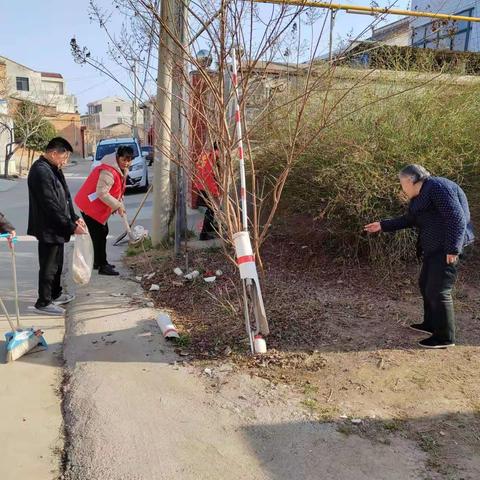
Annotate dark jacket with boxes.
[0,211,14,234]
[27,156,79,244]
[381,176,474,257]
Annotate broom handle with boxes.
[121,214,134,239]
[10,243,21,328]
[128,184,152,228]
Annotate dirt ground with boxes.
[126,223,480,480]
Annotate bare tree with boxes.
[71,0,447,349]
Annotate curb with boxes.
[0,178,17,193]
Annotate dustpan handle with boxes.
[0,234,20,327]
[0,296,17,332]
[10,243,21,328]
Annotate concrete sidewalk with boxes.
[0,312,65,480]
[61,245,272,480]
[61,248,429,480]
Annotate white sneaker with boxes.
[34,304,65,316]
[53,293,76,306]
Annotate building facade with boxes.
[139,97,155,145]
[0,60,15,175]
[81,96,143,131]
[0,56,77,113]
[411,0,479,52]
[0,56,83,171]
[371,17,412,46]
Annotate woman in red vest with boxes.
[75,146,133,275]
[194,143,220,241]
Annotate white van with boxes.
[91,137,149,192]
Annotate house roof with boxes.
[87,96,129,106]
[247,60,304,75]
[0,55,34,71]
[371,17,411,41]
[102,122,131,129]
[41,72,63,79]
[0,55,65,79]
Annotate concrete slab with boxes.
[0,313,65,480]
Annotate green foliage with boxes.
[25,121,57,152]
[125,236,153,256]
[13,100,56,151]
[254,81,480,264]
[175,333,192,348]
[340,42,480,76]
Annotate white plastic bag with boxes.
[132,225,148,239]
[72,232,94,285]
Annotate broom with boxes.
[0,234,47,362]
[113,184,152,246]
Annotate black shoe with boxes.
[98,264,120,276]
[409,323,433,334]
[419,336,455,349]
[94,263,116,270]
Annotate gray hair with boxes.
[399,164,431,184]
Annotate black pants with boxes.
[419,253,459,343]
[197,191,216,235]
[36,242,64,308]
[82,213,109,267]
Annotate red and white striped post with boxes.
[231,49,249,233]
[231,49,269,355]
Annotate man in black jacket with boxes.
[28,137,87,316]
[365,165,474,349]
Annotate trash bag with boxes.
[132,225,148,239]
[72,232,94,285]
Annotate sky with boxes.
[0,0,410,114]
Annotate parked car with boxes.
[141,145,154,166]
[91,137,149,192]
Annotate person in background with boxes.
[0,211,16,248]
[365,164,474,349]
[75,146,132,276]
[28,137,87,316]
[194,142,220,241]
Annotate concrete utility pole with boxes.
[173,0,188,256]
[152,0,176,245]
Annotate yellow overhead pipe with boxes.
[251,0,480,23]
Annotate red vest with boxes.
[74,164,125,224]
[193,151,220,197]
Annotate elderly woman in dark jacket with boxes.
[365,164,474,349]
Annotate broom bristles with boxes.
[6,335,43,362]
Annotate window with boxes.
[94,104,102,113]
[116,106,121,112]
[16,77,29,91]
[412,8,473,52]
[118,117,123,124]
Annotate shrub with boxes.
[254,80,480,264]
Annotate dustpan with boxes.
[0,234,48,362]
